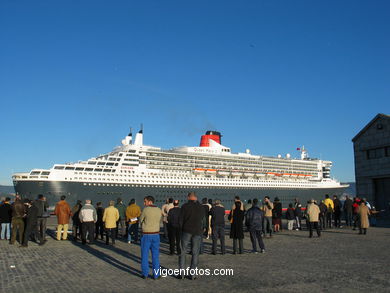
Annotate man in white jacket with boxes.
[79,199,97,245]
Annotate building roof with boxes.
[352,113,390,142]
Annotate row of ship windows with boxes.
[74,178,314,187]
[72,172,314,182]
[81,182,316,188]
[145,160,318,171]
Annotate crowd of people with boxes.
[0,192,378,279]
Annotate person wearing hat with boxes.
[306,199,321,238]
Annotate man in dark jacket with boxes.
[294,198,302,230]
[210,199,226,255]
[245,199,265,253]
[22,199,44,247]
[11,195,26,245]
[343,196,353,227]
[167,200,181,255]
[319,201,327,230]
[200,198,210,254]
[0,197,13,240]
[95,202,104,240]
[35,194,49,243]
[333,195,342,228]
[179,192,205,280]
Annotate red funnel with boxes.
[200,131,221,147]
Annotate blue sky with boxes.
[0,0,389,185]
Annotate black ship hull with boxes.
[13,180,348,208]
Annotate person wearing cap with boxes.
[358,200,370,235]
[306,199,321,238]
[10,195,25,245]
[79,199,97,245]
[54,195,72,241]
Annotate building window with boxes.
[385,146,390,157]
[366,148,383,159]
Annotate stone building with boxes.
[352,113,390,211]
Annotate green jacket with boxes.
[115,203,126,220]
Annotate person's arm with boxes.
[93,208,97,223]
[79,208,83,223]
[103,208,107,223]
[139,209,145,225]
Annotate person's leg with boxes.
[141,235,151,277]
[127,224,132,243]
[309,222,313,237]
[6,223,11,240]
[0,223,5,239]
[111,227,116,244]
[106,228,110,244]
[22,224,32,246]
[81,223,87,244]
[18,220,24,244]
[268,217,272,236]
[179,232,191,271]
[233,238,237,254]
[315,222,321,237]
[168,225,175,254]
[175,227,181,254]
[63,224,69,240]
[219,227,225,254]
[190,234,201,270]
[11,219,17,244]
[256,230,265,251]
[363,228,367,235]
[211,227,217,254]
[238,238,243,254]
[249,230,257,252]
[151,234,160,278]
[57,224,63,241]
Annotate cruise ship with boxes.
[12,129,348,207]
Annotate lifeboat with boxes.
[193,168,205,174]
[231,171,242,177]
[218,170,230,176]
[206,169,217,175]
[244,172,255,177]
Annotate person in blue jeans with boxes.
[139,196,162,279]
